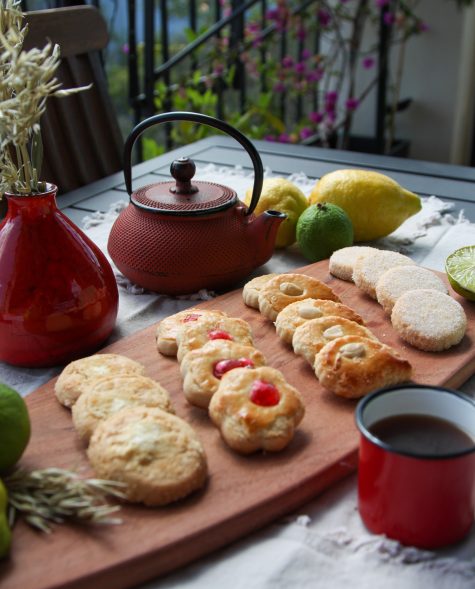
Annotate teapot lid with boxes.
[132,157,237,215]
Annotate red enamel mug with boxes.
[356,385,475,549]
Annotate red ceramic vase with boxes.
[0,184,118,367]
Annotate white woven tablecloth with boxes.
[1,166,474,588]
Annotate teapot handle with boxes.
[123,111,264,216]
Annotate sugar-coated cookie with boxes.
[242,274,278,309]
[376,265,448,315]
[293,316,377,366]
[275,298,364,344]
[314,335,412,399]
[72,374,174,442]
[156,308,227,356]
[391,289,466,351]
[209,366,305,454]
[329,246,374,282]
[177,316,253,363]
[87,407,207,506]
[55,354,146,408]
[258,273,340,321]
[180,340,266,409]
[353,250,416,299]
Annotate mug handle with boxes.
[123,111,264,216]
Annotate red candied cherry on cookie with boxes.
[183,313,201,323]
[250,380,280,406]
[208,329,234,341]
[213,358,254,379]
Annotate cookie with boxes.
[180,340,267,409]
[376,265,448,315]
[292,316,377,366]
[156,308,227,356]
[353,250,416,299]
[55,354,146,408]
[258,273,340,321]
[275,298,364,344]
[314,335,412,399]
[391,289,467,351]
[209,366,305,454]
[177,316,253,363]
[72,374,174,442]
[329,246,374,282]
[87,406,207,506]
[242,273,278,309]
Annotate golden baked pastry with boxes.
[87,407,207,506]
[293,316,377,366]
[391,289,466,351]
[54,353,146,408]
[353,250,416,299]
[209,366,305,454]
[242,273,278,309]
[314,335,412,399]
[156,308,227,356]
[275,298,364,344]
[177,316,253,363]
[72,374,174,442]
[180,340,267,409]
[258,273,340,321]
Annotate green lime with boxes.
[0,384,31,473]
[445,246,475,301]
[0,480,11,558]
[296,202,354,262]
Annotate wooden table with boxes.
[58,136,475,224]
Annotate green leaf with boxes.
[30,130,43,183]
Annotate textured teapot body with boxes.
[108,202,283,294]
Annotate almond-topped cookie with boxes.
[292,316,377,366]
[180,340,267,409]
[314,335,412,399]
[156,308,227,356]
[242,273,278,309]
[275,298,364,344]
[176,316,254,363]
[209,366,305,454]
[258,273,340,321]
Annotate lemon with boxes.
[309,169,421,241]
[296,203,353,262]
[445,245,475,301]
[245,178,308,248]
[0,384,31,474]
[0,480,11,558]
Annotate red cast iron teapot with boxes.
[107,111,286,294]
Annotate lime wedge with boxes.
[445,246,475,301]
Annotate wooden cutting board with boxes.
[2,260,475,589]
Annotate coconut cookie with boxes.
[242,273,278,309]
[177,316,253,363]
[55,354,146,408]
[376,265,448,315]
[209,366,305,454]
[180,340,266,409]
[329,246,374,282]
[292,316,377,366]
[156,308,227,356]
[353,250,416,299]
[87,407,207,506]
[72,374,174,442]
[391,289,467,351]
[258,273,340,322]
[315,335,412,399]
[275,298,364,344]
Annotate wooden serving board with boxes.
[2,260,475,589]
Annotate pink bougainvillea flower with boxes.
[418,21,430,32]
[278,133,291,143]
[345,97,359,111]
[309,111,324,124]
[318,9,331,27]
[375,0,390,7]
[301,48,312,60]
[297,26,307,41]
[383,11,395,25]
[326,90,338,103]
[306,68,324,82]
[362,56,375,69]
[273,81,286,93]
[264,134,276,142]
[281,55,294,68]
[295,61,306,74]
[300,127,313,140]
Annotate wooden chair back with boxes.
[23,6,124,194]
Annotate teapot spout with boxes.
[250,209,287,265]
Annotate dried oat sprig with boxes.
[4,467,127,533]
[0,0,91,196]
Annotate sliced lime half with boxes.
[445,245,475,301]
